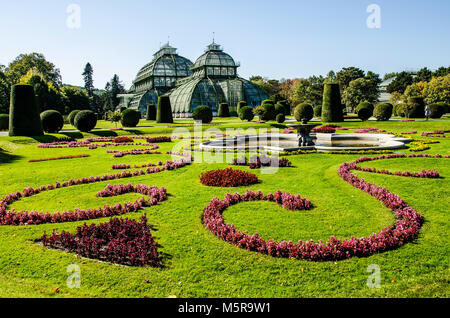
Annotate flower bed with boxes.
[0,158,190,226]
[28,154,90,163]
[202,154,448,261]
[200,168,259,187]
[313,125,336,133]
[113,136,134,143]
[233,155,292,169]
[41,215,159,267]
[146,136,172,143]
[421,131,449,138]
[107,147,161,158]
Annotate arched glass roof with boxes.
[192,43,236,70]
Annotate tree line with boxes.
[0,53,126,117]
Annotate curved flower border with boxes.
[202,154,448,261]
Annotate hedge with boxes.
[314,105,322,117]
[192,105,213,123]
[407,97,425,118]
[9,84,43,136]
[40,110,64,133]
[321,83,343,122]
[121,109,141,127]
[156,95,173,123]
[68,110,81,126]
[429,103,446,118]
[237,101,248,115]
[276,113,285,123]
[74,110,97,132]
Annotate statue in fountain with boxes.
[288,119,321,147]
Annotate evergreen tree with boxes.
[110,74,124,109]
[82,63,94,97]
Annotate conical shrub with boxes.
[321,83,343,122]
[156,96,173,123]
[9,84,43,136]
[146,104,156,120]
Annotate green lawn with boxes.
[0,117,449,298]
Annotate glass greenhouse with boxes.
[119,42,268,117]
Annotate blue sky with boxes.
[1,0,449,88]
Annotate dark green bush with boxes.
[276,113,285,123]
[239,106,254,121]
[218,103,230,117]
[358,107,372,121]
[40,110,64,133]
[68,110,81,126]
[275,103,287,116]
[294,103,314,122]
[74,110,97,132]
[321,83,343,122]
[373,103,393,121]
[314,105,322,117]
[156,95,173,123]
[229,111,238,117]
[146,104,156,120]
[0,114,9,130]
[261,99,274,106]
[396,103,408,117]
[121,109,141,127]
[355,101,374,114]
[9,84,43,136]
[407,97,425,118]
[120,107,127,113]
[261,103,277,121]
[428,103,446,118]
[192,105,213,123]
[278,100,291,115]
[237,101,248,115]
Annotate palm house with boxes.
[118,43,194,114]
[119,42,268,117]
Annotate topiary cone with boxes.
[156,96,173,123]
[9,84,43,136]
[146,104,156,120]
[321,83,343,122]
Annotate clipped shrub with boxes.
[314,105,322,117]
[261,99,274,106]
[396,103,408,117]
[146,104,156,120]
[276,113,285,123]
[294,103,314,122]
[239,106,254,121]
[275,103,287,116]
[355,101,374,115]
[74,110,97,132]
[218,103,230,117]
[373,103,393,121]
[321,83,343,122]
[156,95,173,123]
[121,109,141,127]
[262,103,277,121]
[428,103,446,118]
[358,107,372,121]
[40,110,64,133]
[237,101,248,115]
[229,111,238,117]
[0,114,9,130]
[192,105,213,123]
[278,100,291,115]
[9,84,43,136]
[68,110,81,126]
[407,97,425,118]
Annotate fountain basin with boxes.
[199,133,412,152]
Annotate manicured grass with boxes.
[0,118,449,298]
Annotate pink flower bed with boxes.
[421,131,449,138]
[233,155,292,169]
[146,136,172,143]
[203,154,448,261]
[0,158,190,226]
[200,168,260,187]
[313,125,336,133]
[28,154,90,163]
[107,147,161,158]
[42,215,160,267]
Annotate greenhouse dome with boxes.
[118,43,193,114]
[168,42,268,117]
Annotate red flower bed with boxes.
[313,125,336,133]
[233,155,292,169]
[28,154,90,163]
[200,168,259,187]
[113,136,134,143]
[203,154,448,261]
[42,215,159,267]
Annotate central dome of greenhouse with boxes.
[168,42,268,117]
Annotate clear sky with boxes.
[1,0,449,89]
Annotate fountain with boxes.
[288,119,321,147]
